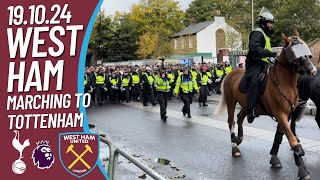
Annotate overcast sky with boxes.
[101,0,193,15]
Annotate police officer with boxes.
[174,67,199,118]
[167,69,175,100]
[95,68,105,105]
[146,67,158,106]
[205,65,212,96]
[213,64,225,94]
[245,7,277,123]
[120,70,132,103]
[224,62,233,74]
[197,65,210,106]
[108,72,120,104]
[155,68,171,121]
[190,66,199,99]
[89,67,96,103]
[84,68,93,94]
[208,66,215,93]
[131,68,141,102]
[140,67,153,106]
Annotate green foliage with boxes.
[184,0,320,47]
[89,11,138,62]
[89,0,184,62]
[129,0,185,59]
[272,0,320,45]
[88,0,320,62]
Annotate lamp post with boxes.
[98,9,103,63]
[100,45,103,63]
[246,0,254,31]
[251,0,254,31]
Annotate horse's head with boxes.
[282,30,317,76]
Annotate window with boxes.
[174,39,178,49]
[181,37,185,49]
[189,36,193,48]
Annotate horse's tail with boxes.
[214,79,227,115]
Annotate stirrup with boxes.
[252,108,259,117]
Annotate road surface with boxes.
[87,95,320,180]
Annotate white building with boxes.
[172,16,242,60]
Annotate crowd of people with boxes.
[84,61,239,121]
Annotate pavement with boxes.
[87,94,320,180]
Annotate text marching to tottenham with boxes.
[7,93,90,130]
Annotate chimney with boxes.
[214,16,225,25]
[189,17,196,26]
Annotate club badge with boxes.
[59,132,99,178]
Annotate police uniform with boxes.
[95,71,105,105]
[213,66,225,94]
[190,68,199,98]
[141,69,158,106]
[120,73,131,103]
[224,65,233,74]
[131,71,140,102]
[246,7,277,123]
[89,70,96,103]
[205,69,212,96]
[108,74,120,103]
[209,67,215,92]
[84,73,91,93]
[174,69,199,118]
[167,71,175,100]
[146,70,158,106]
[155,72,171,121]
[197,67,210,106]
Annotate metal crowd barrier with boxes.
[100,136,166,180]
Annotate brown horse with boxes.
[214,31,317,180]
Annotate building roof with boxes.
[172,21,214,37]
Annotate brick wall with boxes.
[172,34,197,55]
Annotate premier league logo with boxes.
[32,140,54,169]
[59,132,99,178]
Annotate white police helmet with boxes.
[257,7,275,23]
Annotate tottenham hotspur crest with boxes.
[32,140,54,169]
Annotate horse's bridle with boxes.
[283,37,314,74]
[271,37,312,115]
[272,62,298,115]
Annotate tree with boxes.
[136,32,159,59]
[89,10,139,62]
[129,0,185,59]
[184,0,320,48]
[88,9,113,62]
[271,0,320,45]
[184,0,223,26]
[105,12,139,62]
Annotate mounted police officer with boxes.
[246,7,278,123]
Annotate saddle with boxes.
[239,65,272,116]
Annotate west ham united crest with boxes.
[59,132,99,178]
